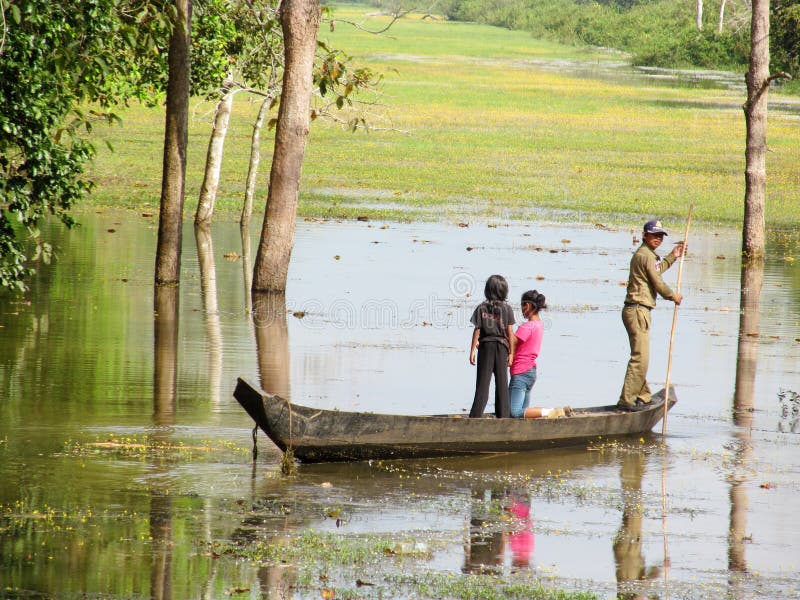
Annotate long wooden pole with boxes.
[662,205,693,435]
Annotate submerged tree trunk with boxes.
[742,0,770,258]
[195,83,234,227]
[696,0,704,30]
[241,95,272,229]
[155,0,193,285]
[252,0,321,293]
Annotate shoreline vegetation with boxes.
[85,3,800,231]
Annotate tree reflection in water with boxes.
[152,285,178,599]
[153,285,179,426]
[196,225,223,406]
[252,291,291,402]
[728,258,763,594]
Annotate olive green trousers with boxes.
[619,305,652,406]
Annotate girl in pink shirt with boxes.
[509,290,546,418]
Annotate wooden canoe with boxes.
[233,377,677,463]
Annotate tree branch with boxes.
[327,7,415,36]
[768,71,792,82]
[1,2,7,56]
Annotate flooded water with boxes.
[1,211,799,599]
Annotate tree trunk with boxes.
[718,0,728,34]
[742,0,769,258]
[240,95,272,229]
[696,0,704,30]
[155,0,193,285]
[195,84,234,227]
[252,0,321,293]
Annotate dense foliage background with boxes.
[369,0,799,78]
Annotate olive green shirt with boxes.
[624,244,677,308]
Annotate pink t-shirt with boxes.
[510,319,544,376]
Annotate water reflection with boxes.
[196,225,223,405]
[728,259,762,591]
[252,292,291,401]
[241,223,253,315]
[152,284,178,598]
[613,451,662,599]
[733,259,762,425]
[153,285,179,425]
[778,389,800,433]
[462,486,534,573]
[505,488,535,570]
[463,488,505,574]
[150,489,173,600]
[257,560,296,598]
[3,215,800,597]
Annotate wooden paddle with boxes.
[662,205,693,435]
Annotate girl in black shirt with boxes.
[468,274,516,418]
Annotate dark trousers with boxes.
[469,341,510,418]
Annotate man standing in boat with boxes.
[618,219,685,411]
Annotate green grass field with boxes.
[86,4,800,228]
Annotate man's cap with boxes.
[643,219,668,236]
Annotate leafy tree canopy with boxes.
[772,0,800,77]
[0,0,255,291]
[0,0,162,290]
[0,0,380,291]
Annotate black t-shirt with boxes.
[470,300,515,348]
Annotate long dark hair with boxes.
[484,274,508,302]
[521,289,547,314]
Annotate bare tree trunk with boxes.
[155,0,193,285]
[696,0,704,30]
[241,96,272,229]
[742,0,769,258]
[195,83,234,227]
[718,0,728,34]
[252,0,321,293]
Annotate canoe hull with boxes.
[233,377,676,463]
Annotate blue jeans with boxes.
[509,367,537,418]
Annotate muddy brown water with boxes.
[1,212,798,598]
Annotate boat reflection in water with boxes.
[462,487,535,574]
